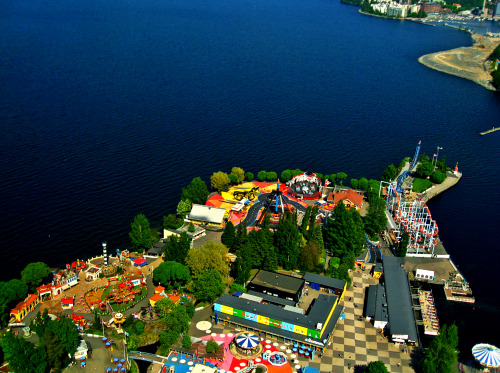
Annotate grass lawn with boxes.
[412,178,433,193]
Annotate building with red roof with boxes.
[328,188,364,210]
[61,296,74,310]
[10,294,40,322]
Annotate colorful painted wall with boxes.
[214,300,340,340]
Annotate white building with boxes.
[387,4,407,17]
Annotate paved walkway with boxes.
[198,266,416,373]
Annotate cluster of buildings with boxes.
[212,270,347,353]
[9,268,79,323]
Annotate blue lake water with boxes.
[1,0,499,357]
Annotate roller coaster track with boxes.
[385,141,439,255]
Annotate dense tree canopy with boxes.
[0,331,48,373]
[231,167,245,184]
[298,242,320,272]
[176,199,192,217]
[0,279,28,326]
[421,324,459,373]
[185,241,229,278]
[323,201,365,259]
[211,171,230,193]
[416,161,434,179]
[21,262,50,292]
[274,213,301,269]
[266,171,277,181]
[430,170,446,184]
[193,269,226,303]
[163,213,179,230]
[382,164,398,182]
[364,195,388,238]
[163,232,191,264]
[336,172,348,185]
[280,169,292,182]
[181,177,209,205]
[129,214,155,253]
[221,221,236,250]
[153,261,191,289]
[245,172,254,181]
[257,170,267,182]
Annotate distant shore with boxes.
[418,32,500,91]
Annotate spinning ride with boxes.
[233,332,263,357]
[288,172,322,200]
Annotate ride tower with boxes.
[257,180,293,226]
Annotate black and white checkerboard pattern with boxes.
[207,266,415,372]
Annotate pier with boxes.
[479,127,500,135]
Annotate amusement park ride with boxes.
[232,186,260,201]
[381,141,439,257]
[257,180,293,225]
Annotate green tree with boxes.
[177,199,192,217]
[245,172,254,181]
[328,173,337,184]
[129,214,155,253]
[416,161,434,178]
[382,164,398,182]
[206,338,219,353]
[181,177,209,205]
[153,261,191,289]
[159,329,180,353]
[431,170,446,184]
[188,222,195,232]
[0,279,28,326]
[228,174,238,184]
[350,178,359,189]
[309,225,325,253]
[182,334,192,349]
[221,221,236,251]
[323,201,364,259]
[164,232,191,264]
[231,167,245,184]
[266,171,277,181]
[21,262,50,292]
[193,269,226,303]
[41,328,65,371]
[257,170,267,182]
[364,195,388,239]
[298,242,320,272]
[0,332,48,373]
[301,207,312,235]
[185,241,229,278]
[358,177,369,191]
[134,321,145,334]
[211,171,231,193]
[422,324,458,373]
[232,248,252,285]
[233,222,248,251]
[274,214,301,269]
[163,214,179,230]
[280,170,292,182]
[155,297,175,319]
[336,172,348,185]
[366,360,389,373]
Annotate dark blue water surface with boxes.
[1,0,499,356]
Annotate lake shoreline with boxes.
[418,33,500,91]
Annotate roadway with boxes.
[237,192,307,227]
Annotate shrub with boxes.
[206,338,219,353]
[257,171,267,182]
[430,170,446,184]
[245,172,254,181]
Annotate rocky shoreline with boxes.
[418,33,500,91]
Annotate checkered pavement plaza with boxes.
[207,265,415,372]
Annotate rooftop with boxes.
[383,256,418,342]
[303,272,346,290]
[188,204,226,224]
[249,270,304,295]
